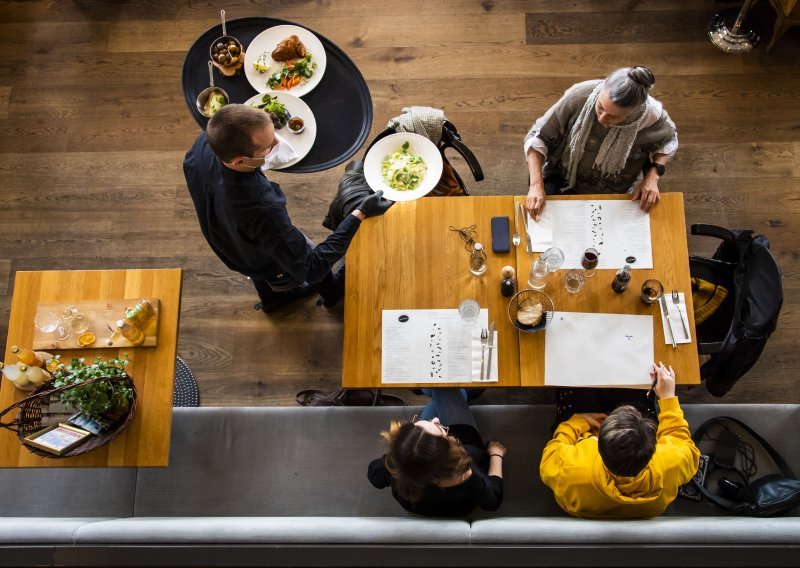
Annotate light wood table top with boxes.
[514,194,699,386]
[0,269,182,467]
[342,194,699,389]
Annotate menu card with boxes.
[544,311,654,387]
[527,200,653,269]
[381,309,495,383]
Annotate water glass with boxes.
[640,279,664,305]
[68,310,91,334]
[34,310,59,333]
[543,247,565,272]
[564,270,585,294]
[528,255,549,289]
[581,247,599,277]
[458,299,480,324]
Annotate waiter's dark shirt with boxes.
[367,424,504,517]
[183,132,361,284]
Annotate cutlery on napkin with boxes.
[660,292,691,345]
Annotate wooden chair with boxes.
[765,0,800,52]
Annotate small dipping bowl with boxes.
[196,61,230,118]
[287,116,305,134]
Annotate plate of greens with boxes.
[244,91,317,170]
[245,25,327,97]
[364,133,443,201]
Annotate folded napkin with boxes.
[527,206,554,252]
[261,133,298,171]
[471,328,498,382]
[660,292,692,345]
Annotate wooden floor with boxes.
[0,1,797,406]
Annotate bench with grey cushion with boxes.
[0,404,798,567]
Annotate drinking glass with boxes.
[458,299,480,324]
[543,247,565,272]
[68,309,91,334]
[564,270,585,294]
[640,279,664,305]
[528,255,549,289]
[35,309,70,340]
[581,247,599,277]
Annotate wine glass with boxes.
[581,247,599,277]
[35,309,70,340]
[543,247,565,272]
[564,270,586,294]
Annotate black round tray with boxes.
[182,17,373,173]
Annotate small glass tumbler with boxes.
[543,247,565,272]
[458,299,481,324]
[564,270,586,294]
[640,279,664,305]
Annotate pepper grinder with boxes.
[500,265,516,297]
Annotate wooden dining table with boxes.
[0,268,182,467]
[342,193,700,389]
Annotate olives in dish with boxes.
[211,37,242,66]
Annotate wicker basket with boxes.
[508,289,555,333]
[0,374,137,459]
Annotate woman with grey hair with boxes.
[523,66,678,219]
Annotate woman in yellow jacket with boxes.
[540,363,700,519]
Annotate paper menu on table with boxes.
[525,200,652,269]
[544,312,654,387]
[381,309,489,384]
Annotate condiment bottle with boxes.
[124,299,154,326]
[611,264,632,293]
[500,265,516,297]
[11,346,54,368]
[469,243,487,276]
[116,319,145,346]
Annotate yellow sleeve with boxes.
[540,414,591,488]
[654,396,701,484]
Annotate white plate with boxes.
[364,133,444,202]
[244,91,317,170]
[244,25,327,97]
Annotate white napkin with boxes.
[527,206,554,252]
[660,292,692,344]
[261,133,298,170]
[471,329,498,382]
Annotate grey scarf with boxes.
[565,82,646,188]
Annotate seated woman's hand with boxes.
[526,180,546,222]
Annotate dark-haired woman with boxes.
[523,66,678,220]
[367,388,506,517]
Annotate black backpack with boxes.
[690,225,782,396]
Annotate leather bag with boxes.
[692,416,800,517]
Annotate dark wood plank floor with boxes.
[0,0,797,406]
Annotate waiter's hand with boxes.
[526,180,546,222]
[632,171,661,212]
[353,190,395,219]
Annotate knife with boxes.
[660,295,677,349]
[519,203,532,253]
[485,321,495,380]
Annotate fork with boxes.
[480,328,489,380]
[672,289,690,338]
[512,203,521,247]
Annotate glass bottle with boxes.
[125,299,155,326]
[11,346,54,368]
[116,319,145,346]
[469,243,487,276]
[528,254,549,289]
[611,264,632,293]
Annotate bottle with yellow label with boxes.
[124,299,155,327]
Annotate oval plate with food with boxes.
[244,91,317,170]
[245,25,327,97]
[364,133,443,202]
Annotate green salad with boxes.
[381,141,427,191]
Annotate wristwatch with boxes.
[650,163,666,176]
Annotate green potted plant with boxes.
[51,355,134,420]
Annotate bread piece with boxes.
[517,302,543,326]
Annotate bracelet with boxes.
[489,454,503,459]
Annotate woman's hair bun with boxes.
[627,66,655,89]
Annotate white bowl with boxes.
[363,132,444,202]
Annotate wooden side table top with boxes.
[342,194,699,389]
[0,268,182,467]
